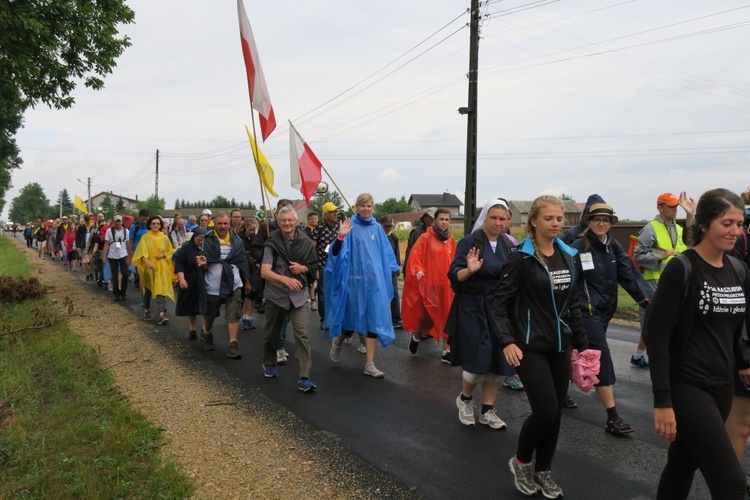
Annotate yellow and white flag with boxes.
[245,125,278,197]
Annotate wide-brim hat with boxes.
[420,208,437,221]
[582,203,618,224]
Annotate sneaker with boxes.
[298,378,317,392]
[227,340,242,359]
[344,336,353,345]
[311,300,318,311]
[240,317,251,330]
[188,330,197,340]
[503,375,524,391]
[456,395,475,426]
[158,315,169,325]
[202,330,214,351]
[408,333,420,355]
[534,470,563,499]
[263,365,278,378]
[364,361,384,378]
[143,310,152,321]
[478,409,507,430]
[246,317,256,330]
[564,394,578,409]
[441,350,452,364]
[357,343,367,354]
[277,349,288,365]
[508,457,537,497]
[630,355,650,370]
[330,337,342,363]
[605,418,634,437]
[393,320,404,329]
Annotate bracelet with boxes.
[337,235,345,241]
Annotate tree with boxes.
[375,196,411,216]
[210,195,231,208]
[52,188,73,217]
[0,0,135,215]
[8,183,51,223]
[100,194,114,220]
[136,195,166,216]
[560,193,575,202]
[115,197,126,213]
[310,190,345,218]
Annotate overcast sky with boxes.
[5,0,750,222]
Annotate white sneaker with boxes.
[357,343,367,354]
[344,336,353,344]
[364,362,384,378]
[276,349,287,365]
[478,408,507,430]
[330,338,342,363]
[456,395,475,426]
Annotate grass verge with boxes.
[0,238,193,498]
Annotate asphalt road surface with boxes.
[32,237,745,500]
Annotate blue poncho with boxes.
[324,214,400,346]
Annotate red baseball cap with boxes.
[657,193,679,206]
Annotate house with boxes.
[508,200,582,227]
[86,191,139,212]
[408,193,463,217]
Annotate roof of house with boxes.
[408,193,463,207]
[87,191,139,204]
[510,200,581,214]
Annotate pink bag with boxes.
[570,349,601,393]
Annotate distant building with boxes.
[508,200,582,227]
[86,191,139,212]
[408,193,464,217]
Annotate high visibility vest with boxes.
[643,220,688,281]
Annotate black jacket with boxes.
[572,230,652,322]
[492,237,587,353]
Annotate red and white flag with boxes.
[237,0,276,141]
[289,121,323,207]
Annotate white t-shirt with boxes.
[105,227,129,259]
[205,242,242,295]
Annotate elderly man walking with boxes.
[196,213,252,359]
[260,206,319,391]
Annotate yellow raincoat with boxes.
[133,231,175,301]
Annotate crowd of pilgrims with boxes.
[16,187,750,500]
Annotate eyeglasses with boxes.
[591,217,611,225]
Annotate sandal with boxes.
[564,394,578,409]
[605,418,634,436]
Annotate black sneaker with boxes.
[201,330,214,351]
[408,333,420,355]
[158,315,169,325]
[188,330,197,340]
[227,340,241,359]
[441,351,451,364]
[143,310,152,321]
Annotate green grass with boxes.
[0,237,35,277]
[0,239,193,498]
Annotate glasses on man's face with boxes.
[591,217,611,225]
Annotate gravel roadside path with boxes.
[10,236,418,499]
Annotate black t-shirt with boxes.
[546,249,573,308]
[680,253,747,387]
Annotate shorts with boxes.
[67,251,77,263]
[582,316,615,386]
[205,289,243,323]
[462,370,503,384]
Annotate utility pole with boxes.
[87,177,92,213]
[155,149,160,199]
[460,0,480,235]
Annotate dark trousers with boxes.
[390,272,401,323]
[316,272,326,323]
[656,381,745,500]
[108,258,129,297]
[514,347,571,471]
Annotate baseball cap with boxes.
[657,193,679,206]
[202,209,212,216]
[113,215,123,222]
[420,208,437,221]
[322,202,339,213]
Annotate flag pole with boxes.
[248,107,272,236]
[320,165,353,213]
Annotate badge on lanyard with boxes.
[581,252,594,271]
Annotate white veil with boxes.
[472,198,509,233]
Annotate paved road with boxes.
[27,235,744,499]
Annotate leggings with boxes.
[656,380,745,500]
[514,347,571,471]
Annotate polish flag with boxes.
[289,121,323,207]
[237,0,276,141]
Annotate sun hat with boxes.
[583,203,619,224]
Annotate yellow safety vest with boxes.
[643,220,688,281]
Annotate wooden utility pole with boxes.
[155,149,160,198]
[461,0,480,235]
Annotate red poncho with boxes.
[401,227,456,341]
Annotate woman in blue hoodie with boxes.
[492,195,587,499]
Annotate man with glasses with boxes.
[632,192,695,368]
